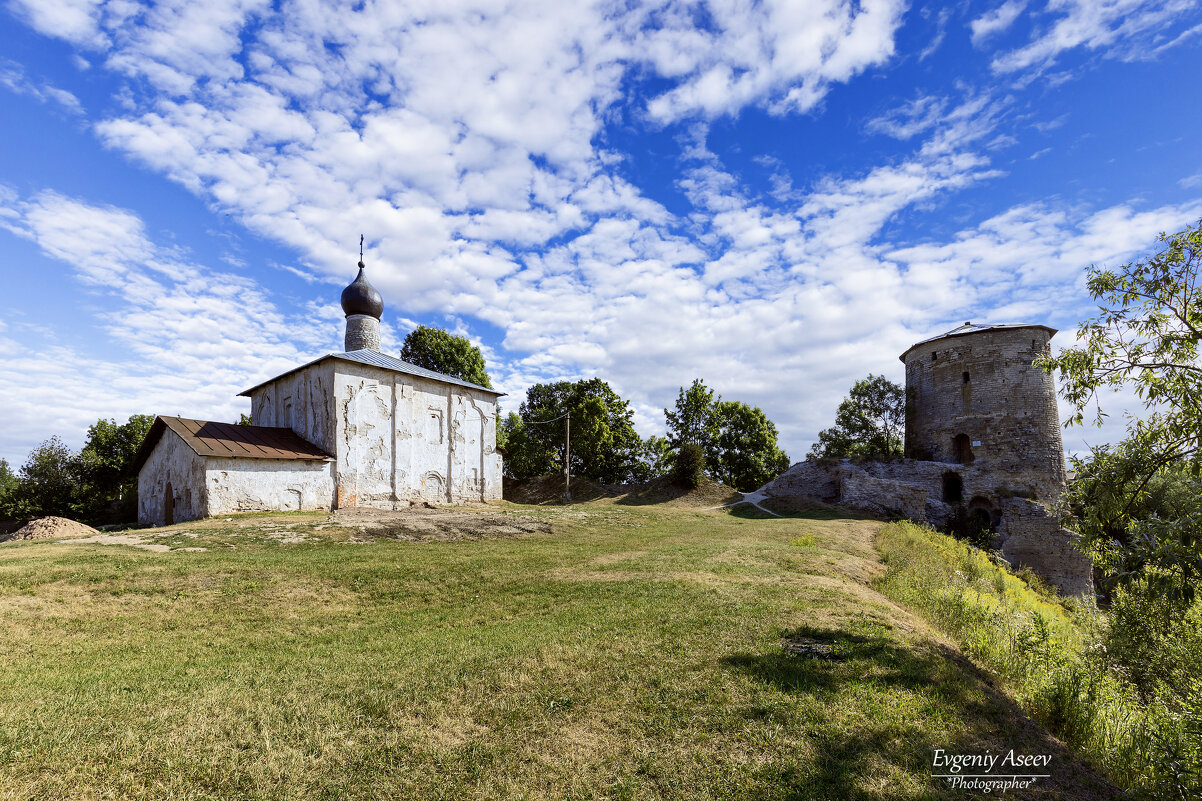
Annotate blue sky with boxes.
[1,0,1201,468]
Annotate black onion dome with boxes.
[340,262,383,319]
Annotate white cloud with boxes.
[0,189,321,462]
[4,0,1196,468]
[641,0,907,122]
[866,95,949,140]
[0,60,84,114]
[971,0,1027,45]
[990,0,1201,74]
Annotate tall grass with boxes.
[874,521,1200,798]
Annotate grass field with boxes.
[0,502,1112,799]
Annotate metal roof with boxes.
[129,416,333,475]
[238,349,504,397]
[899,321,1057,362]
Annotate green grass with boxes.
[0,506,1110,799]
[873,520,1165,797]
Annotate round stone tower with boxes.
[900,322,1065,501]
[341,258,383,352]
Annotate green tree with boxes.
[664,379,718,449]
[807,374,904,460]
[76,414,155,523]
[6,436,81,519]
[708,401,790,491]
[508,379,643,483]
[498,412,545,480]
[0,459,17,518]
[632,435,672,483]
[1039,219,1202,606]
[400,326,491,388]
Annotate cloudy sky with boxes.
[1,0,1201,468]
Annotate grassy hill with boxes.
[0,501,1113,799]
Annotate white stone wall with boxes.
[204,458,335,515]
[250,361,337,455]
[137,429,207,526]
[332,362,502,508]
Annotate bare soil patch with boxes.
[333,506,551,541]
[505,474,740,508]
[1,516,99,542]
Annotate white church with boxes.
[131,257,505,526]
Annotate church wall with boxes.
[249,362,337,454]
[137,429,207,527]
[332,363,502,508]
[204,458,335,515]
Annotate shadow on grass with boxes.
[722,626,1119,801]
[723,502,879,522]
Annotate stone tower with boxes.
[341,257,383,352]
[900,322,1065,502]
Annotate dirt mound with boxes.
[504,475,616,505]
[612,477,740,508]
[3,516,100,542]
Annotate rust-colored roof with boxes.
[129,416,332,475]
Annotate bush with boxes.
[672,443,706,489]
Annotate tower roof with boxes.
[899,321,1057,362]
[340,261,383,319]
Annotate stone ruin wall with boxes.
[761,325,1093,596]
[903,327,1065,501]
[760,459,1093,596]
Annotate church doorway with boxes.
[164,482,174,526]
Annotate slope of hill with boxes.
[0,503,1112,799]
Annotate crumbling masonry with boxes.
[760,323,1093,596]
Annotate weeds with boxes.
[876,520,1201,799]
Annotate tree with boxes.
[0,459,16,518]
[631,435,672,483]
[498,412,545,480]
[807,374,904,460]
[507,379,643,483]
[662,379,789,489]
[708,401,790,491]
[664,379,718,449]
[76,414,155,523]
[1039,219,1202,605]
[400,326,492,388]
[6,437,81,519]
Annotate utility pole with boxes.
[562,409,571,503]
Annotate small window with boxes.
[931,351,937,362]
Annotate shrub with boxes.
[672,443,706,489]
